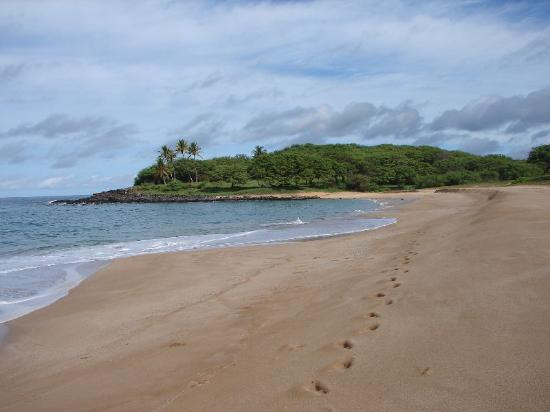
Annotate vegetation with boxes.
[135,143,546,194]
[527,144,550,173]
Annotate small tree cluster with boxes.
[155,139,202,184]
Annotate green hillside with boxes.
[134,143,548,194]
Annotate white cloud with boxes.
[37,176,71,189]
[431,87,550,133]
[1,0,549,193]
[243,101,422,144]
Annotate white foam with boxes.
[262,217,306,226]
[0,216,396,323]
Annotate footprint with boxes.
[369,323,380,331]
[404,269,410,273]
[341,339,354,350]
[368,312,379,318]
[188,377,210,389]
[393,283,401,288]
[339,357,355,370]
[390,276,397,281]
[385,299,394,305]
[279,343,305,352]
[306,380,330,395]
[168,341,187,348]
[376,292,386,298]
[354,322,380,335]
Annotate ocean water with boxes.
[0,196,397,323]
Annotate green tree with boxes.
[252,145,266,158]
[134,166,156,185]
[527,144,550,173]
[220,164,248,187]
[154,157,170,184]
[188,141,202,182]
[136,143,544,191]
[176,139,189,158]
[160,145,175,180]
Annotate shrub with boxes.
[346,174,379,192]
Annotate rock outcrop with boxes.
[51,189,320,204]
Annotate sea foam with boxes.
[0,197,399,323]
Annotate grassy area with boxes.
[133,181,341,196]
[511,175,550,185]
[133,180,422,196]
[134,175,550,197]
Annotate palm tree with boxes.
[252,145,266,158]
[160,145,175,180]
[155,157,169,184]
[188,141,202,183]
[176,139,189,158]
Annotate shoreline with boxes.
[1,186,549,411]
[0,195,405,325]
[50,188,431,204]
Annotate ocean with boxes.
[0,196,397,323]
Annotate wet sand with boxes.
[1,186,549,411]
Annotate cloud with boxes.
[224,88,283,107]
[243,101,422,143]
[0,176,35,190]
[0,64,24,83]
[1,114,115,139]
[168,113,225,148]
[0,114,138,168]
[37,176,70,189]
[431,87,550,134]
[412,131,503,155]
[0,141,31,164]
[1,0,549,194]
[502,37,550,65]
[459,137,501,155]
[531,129,550,141]
[0,173,134,192]
[189,72,224,90]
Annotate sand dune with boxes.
[1,186,549,411]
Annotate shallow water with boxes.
[0,197,396,322]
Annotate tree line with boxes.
[136,143,549,191]
[154,140,202,184]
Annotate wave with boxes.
[0,215,396,322]
[262,217,306,227]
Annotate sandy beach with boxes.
[1,186,549,411]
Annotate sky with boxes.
[1,0,550,196]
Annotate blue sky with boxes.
[1,0,550,196]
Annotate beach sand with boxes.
[1,186,549,411]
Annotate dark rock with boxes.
[51,188,320,205]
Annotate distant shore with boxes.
[2,186,549,411]
[51,187,431,204]
[51,188,321,204]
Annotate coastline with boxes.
[50,188,431,204]
[0,195,399,323]
[1,186,549,411]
